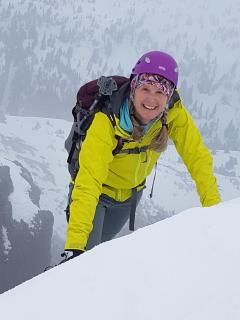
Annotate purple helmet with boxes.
[131,51,179,87]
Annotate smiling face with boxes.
[132,83,168,124]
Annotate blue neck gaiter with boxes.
[120,99,133,133]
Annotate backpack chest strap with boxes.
[118,146,148,154]
[112,135,148,156]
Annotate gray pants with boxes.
[86,191,143,250]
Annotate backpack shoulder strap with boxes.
[110,81,131,116]
[112,136,125,155]
[168,90,180,109]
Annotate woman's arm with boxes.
[168,101,221,207]
[65,112,116,251]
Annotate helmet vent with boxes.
[158,65,166,71]
[144,56,151,63]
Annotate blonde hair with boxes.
[148,109,168,153]
[129,99,168,153]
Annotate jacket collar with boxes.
[110,81,131,117]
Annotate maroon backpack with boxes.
[65,75,129,177]
[75,75,129,114]
[64,75,129,221]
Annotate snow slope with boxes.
[1,198,240,320]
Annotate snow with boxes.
[1,0,240,305]
[2,226,12,255]
[1,0,240,151]
[0,115,70,238]
[8,162,39,224]
[1,198,240,319]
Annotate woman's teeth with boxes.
[143,104,157,110]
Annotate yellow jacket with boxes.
[65,95,221,251]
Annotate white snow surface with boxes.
[1,198,240,320]
[2,226,11,255]
[7,162,39,224]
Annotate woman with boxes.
[63,51,221,260]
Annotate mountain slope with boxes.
[1,0,240,149]
[1,198,240,320]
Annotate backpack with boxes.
[64,75,130,222]
[65,75,129,180]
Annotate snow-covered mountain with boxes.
[0,160,53,294]
[1,0,240,149]
[1,0,240,295]
[0,116,70,293]
[1,198,240,320]
[1,115,240,293]
[0,116,69,245]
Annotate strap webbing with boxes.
[149,163,157,198]
[129,180,146,231]
[112,136,125,156]
[67,141,76,164]
[112,135,148,156]
[129,187,138,231]
[118,146,148,155]
[67,130,81,164]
